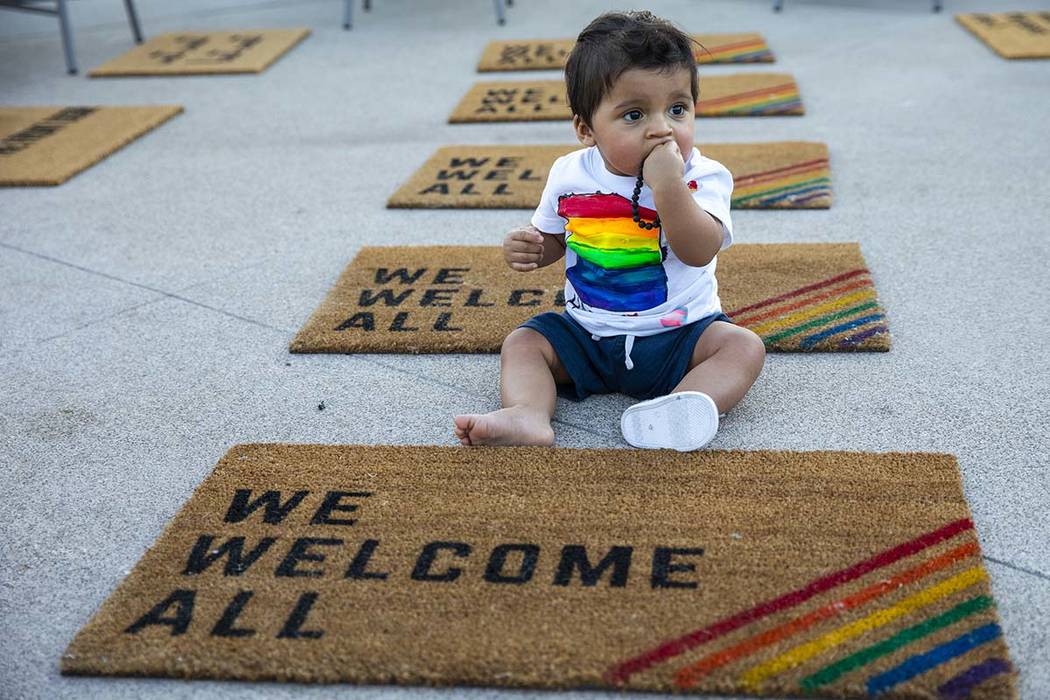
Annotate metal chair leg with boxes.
[123,0,143,43]
[55,0,77,74]
[773,0,784,11]
[343,0,353,29]
[494,0,505,25]
[932,0,942,12]
[363,0,371,10]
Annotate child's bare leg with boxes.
[453,328,567,446]
[672,322,765,412]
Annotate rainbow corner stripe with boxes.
[731,158,832,209]
[698,82,803,117]
[558,192,667,312]
[728,268,888,351]
[606,517,1014,699]
[696,38,774,64]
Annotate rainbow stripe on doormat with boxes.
[700,37,773,63]
[607,518,1016,698]
[731,157,831,208]
[698,82,803,116]
[728,268,887,351]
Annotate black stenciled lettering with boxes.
[389,312,419,332]
[224,489,308,524]
[433,268,469,285]
[555,289,566,307]
[277,592,324,639]
[411,541,471,582]
[335,312,375,331]
[275,538,344,577]
[419,183,450,195]
[211,590,256,638]
[310,491,372,526]
[433,313,463,332]
[651,547,704,589]
[0,107,96,156]
[344,539,389,580]
[495,157,521,167]
[518,169,543,181]
[466,289,494,307]
[553,545,632,587]
[449,156,490,168]
[421,288,458,307]
[374,267,427,284]
[492,183,514,196]
[436,169,479,180]
[484,169,510,181]
[358,288,414,307]
[182,535,277,575]
[484,544,540,584]
[508,289,544,306]
[460,183,481,195]
[125,589,195,635]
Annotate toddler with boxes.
[454,11,765,451]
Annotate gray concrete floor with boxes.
[1,0,1048,698]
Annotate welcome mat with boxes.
[387,142,831,210]
[448,74,803,123]
[956,12,1050,58]
[477,33,774,71]
[0,106,182,186]
[62,444,1017,698]
[89,29,310,76]
[289,243,888,354]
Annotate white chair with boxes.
[0,0,144,74]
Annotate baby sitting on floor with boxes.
[454,11,765,451]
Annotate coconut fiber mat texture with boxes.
[387,142,831,210]
[62,444,1017,698]
[89,29,310,76]
[0,106,182,186]
[290,243,889,354]
[449,74,803,123]
[477,32,774,71]
[956,12,1050,59]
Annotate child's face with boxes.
[573,66,696,178]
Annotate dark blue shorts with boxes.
[519,311,733,401]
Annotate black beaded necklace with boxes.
[631,172,660,230]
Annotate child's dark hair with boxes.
[565,11,699,126]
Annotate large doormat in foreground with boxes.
[387,142,831,209]
[89,29,310,76]
[477,32,774,71]
[62,444,1017,699]
[0,106,182,186]
[956,12,1050,58]
[289,243,889,354]
[449,74,803,123]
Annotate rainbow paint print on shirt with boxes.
[558,193,667,312]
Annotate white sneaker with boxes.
[620,391,719,451]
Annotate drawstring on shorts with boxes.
[591,333,636,370]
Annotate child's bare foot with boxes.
[453,406,555,447]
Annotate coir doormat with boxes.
[62,444,1017,698]
[387,142,831,210]
[89,29,310,76]
[477,32,774,71]
[956,12,1050,58]
[0,106,182,186]
[289,243,888,354]
[448,74,803,123]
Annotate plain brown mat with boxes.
[387,142,831,210]
[0,106,183,186]
[289,243,888,354]
[89,29,310,76]
[956,12,1050,58]
[449,74,803,123]
[477,32,774,71]
[62,444,1016,698]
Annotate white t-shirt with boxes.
[531,145,734,338]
